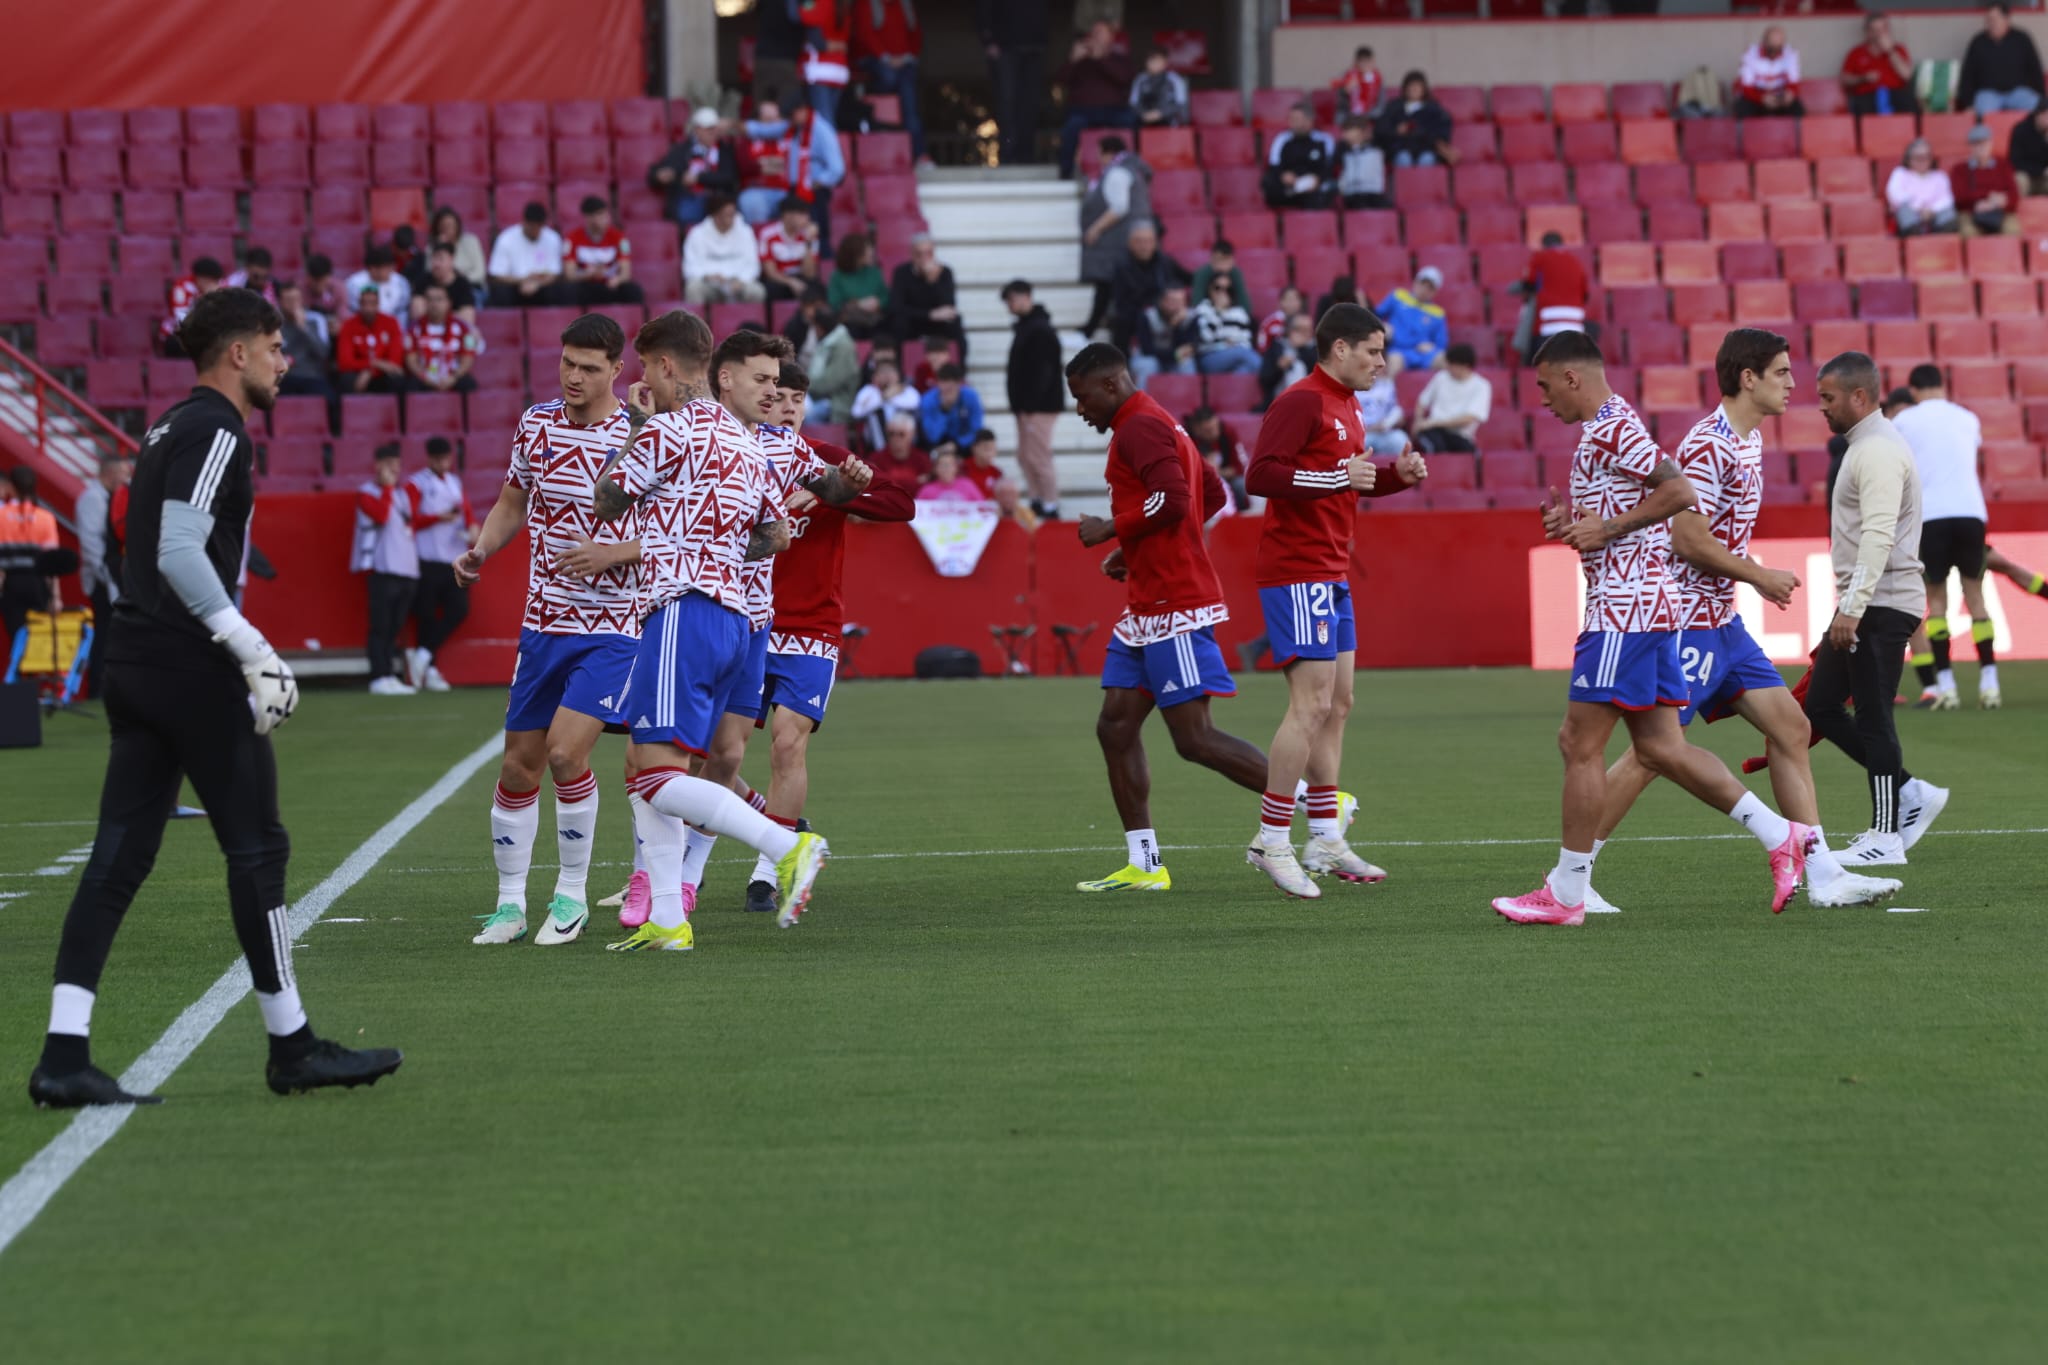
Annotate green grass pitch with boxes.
[1,665,2045,1363]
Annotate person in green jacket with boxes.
[1189,239,1249,312]
[827,231,889,339]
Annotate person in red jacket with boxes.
[1517,230,1591,362]
[334,287,410,394]
[852,0,926,162]
[798,0,852,125]
[1950,123,2022,235]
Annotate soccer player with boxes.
[1064,343,1274,891]
[594,315,830,951]
[1493,331,1814,926]
[1239,304,1427,899]
[455,314,641,948]
[1565,329,1902,913]
[1987,544,2048,600]
[1891,364,1998,710]
[31,288,400,1107]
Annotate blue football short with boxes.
[1567,630,1689,711]
[1100,627,1237,707]
[625,593,749,753]
[761,650,839,728]
[716,625,772,721]
[1258,580,1356,666]
[1676,617,1786,726]
[505,629,638,732]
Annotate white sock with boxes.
[1981,663,2000,692]
[1550,847,1593,906]
[630,791,648,875]
[552,770,599,901]
[1806,825,1845,887]
[1937,666,1956,693]
[49,982,94,1037]
[632,788,689,929]
[1292,778,1309,803]
[1730,791,1793,850]
[1126,828,1161,873]
[646,771,801,862]
[1589,838,1606,867]
[681,826,718,891]
[490,783,540,912]
[256,986,307,1036]
[751,849,778,883]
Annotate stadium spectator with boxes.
[1517,231,1591,360]
[1887,139,1959,236]
[1130,47,1190,127]
[1263,103,1336,209]
[683,196,766,304]
[407,284,482,394]
[1842,13,1918,116]
[759,196,822,300]
[890,234,966,363]
[2008,103,2048,193]
[426,206,487,290]
[405,436,470,694]
[1411,343,1492,454]
[389,224,422,282]
[800,306,861,424]
[1960,4,2045,115]
[1128,285,1199,384]
[352,443,419,696]
[1333,45,1384,119]
[1108,220,1189,350]
[1079,133,1152,339]
[1374,71,1454,168]
[649,107,741,227]
[276,281,335,403]
[1735,26,1804,117]
[738,98,796,226]
[561,196,645,305]
[827,231,889,338]
[159,256,224,355]
[917,446,988,503]
[852,355,923,450]
[1333,116,1389,209]
[335,286,410,394]
[1191,240,1249,312]
[227,246,278,303]
[855,0,927,162]
[1191,277,1262,375]
[1002,279,1064,519]
[75,452,129,697]
[963,429,1027,522]
[1952,124,2022,235]
[411,243,478,323]
[1260,310,1315,407]
[872,412,933,484]
[345,244,412,322]
[799,0,853,124]
[909,333,956,390]
[0,465,59,648]
[1185,406,1250,509]
[918,362,984,449]
[1313,275,1359,324]
[1258,285,1306,352]
[303,253,343,318]
[1378,266,1449,373]
[1057,20,1137,179]
[486,203,569,307]
[1356,371,1406,456]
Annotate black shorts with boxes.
[1919,517,1987,583]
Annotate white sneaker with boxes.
[404,647,430,688]
[533,894,588,946]
[1301,835,1387,884]
[1807,869,1903,907]
[1840,830,1907,866]
[1932,688,1960,711]
[471,904,527,944]
[1583,884,1623,914]
[1898,778,1949,851]
[1979,684,2002,710]
[422,665,451,693]
[1246,841,1321,899]
[368,675,417,696]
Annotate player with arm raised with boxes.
[454,315,640,948]
[1493,330,1814,927]
[1066,343,1273,892]
[1239,304,1427,899]
[594,312,828,951]
[1566,329,1901,913]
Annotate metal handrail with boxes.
[0,334,140,464]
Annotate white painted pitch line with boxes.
[0,731,501,1261]
[1887,907,1932,914]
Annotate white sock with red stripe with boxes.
[1257,790,1295,849]
[752,815,797,882]
[491,782,540,912]
[681,826,718,891]
[635,768,801,923]
[552,769,599,901]
[630,786,689,929]
[1304,785,1341,840]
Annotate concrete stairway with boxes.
[916,166,1111,516]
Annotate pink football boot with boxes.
[1769,823,1813,914]
[617,870,652,929]
[1491,881,1586,927]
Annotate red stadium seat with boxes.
[552,137,612,181]
[67,109,123,145]
[253,104,310,143]
[1797,79,1848,118]
[1237,248,1289,294]
[1610,83,1670,121]
[1943,318,2000,365]
[1285,210,1341,249]
[609,97,669,139]
[493,101,550,140]
[1645,202,1704,241]
[1189,89,1244,126]
[1489,85,1546,123]
[1559,122,1618,163]
[1524,204,1583,246]
[1722,242,1780,282]
[260,436,327,482]
[1827,198,1888,239]
[47,271,106,316]
[314,103,370,144]
[1903,235,1964,279]
[1618,321,1682,367]
[1984,442,2044,481]
[1741,119,1800,162]
[1403,205,1461,248]
[1449,123,1498,164]
[1676,120,1736,164]
[341,393,401,439]
[250,142,310,187]
[469,349,523,392]
[1465,206,1522,247]
[248,188,307,236]
[268,394,332,439]
[1395,164,1450,205]
[119,235,175,277]
[1512,162,1571,204]
[550,181,608,227]
[1768,201,1828,242]
[1139,126,1197,170]
[1921,112,1975,166]
[177,189,236,235]
[1434,86,1489,124]
[1452,162,1508,208]
[1346,209,1401,248]
[493,138,550,181]
[1707,201,1765,242]
[65,145,124,192]
[433,139,492,186]
[1809,320,1869,358]
[1998,318,2048,357]
[3,191,57,236]
[126,144,186,192]
[59,189,115,233]
[1499,123,1557,162]
[1813,156,1874,201]
[1249,88,1306,129]
[1218,209,1279,250]
[855,132,913,174]
[184,143,246,190]
[1482,448,1540,488]
[1780,241,1839,283]
[1599,243,1657,286]
[366,104,428,143]
[7,110,64,147]
[1841,238,1901,281]
[1197,126,1258,166]
[185,106,243,146]
[85,358,146,408]
[1917,278,1977,319]
[94,313,154,356]
[1980,278,2044,320]
[433,102,490,141]
[1859,115,1915,162]
[1659,241,1717,283]
[312,185,367,230]
[1638,366,1700,412]
[1550,84,1607,123]
[550,100,608,140]
[1752,159,1812,202]
[1143,371,1201,413]
[370,187,427,236]
[428,184,489,231]
[1413,243,1472,284]
[307,225,366,273]
[1732,280,1791,319]
[1693,161,1751,203]
[1606,284,1669,325]
[1631,161,1689,205]
[373,141,431,187]
[32,313,93,366]
[55,232,110,274]
[1965,235,2026,278]
[1800,116,1858,162]
[1978,400,2025,442]
[1669,282,1730,323]
[1150,170,1208,217]
[1205,373,1264,412]
[1209,168,1264,212]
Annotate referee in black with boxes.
[29,288,402,1108]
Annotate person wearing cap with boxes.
[1886,139,1959,236]
[647,107,741,228]
[487,201,569,307]
[1951,122,2022,236]
[1376,266,1449,374]
[563,195,646,304]
[406,437,473,693]
[1003,279,1065,519]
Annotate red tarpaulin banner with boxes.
[0,0,643,112]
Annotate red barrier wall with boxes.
[239,493,2048,682]
[0,1,642,112]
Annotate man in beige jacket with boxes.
[1810,351,1949,867]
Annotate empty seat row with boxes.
[4,100,683,150]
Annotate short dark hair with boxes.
[1817,349,1881,400]
[1291,101,1314,119]
[1532,329,1606,369]
[1000,278,1034,301]
[1098,134,1127,156]
[392,224,416,250]
[711,327,794,381]
[245,246,272,269]
[1883,386,1917,410]
[579,194,609,215]
[1541,231,1566,249]
[10,465,37,497]
[425,436,454,457]
[971,428,997,445]
[1446,342,1478,368]
[1314,303,1386,360]
[833,231,871,274]
[1401,69,1430,94]
[561,312,627,362]
[1355,45,1374,59]
[364,244,395,267]
[432,241,455,257]
[1064,342,1128,382]
[522,200,549,225]
[800,280,830,305]
[1991,2,2012,17]
[1341,115,1371,133]
[778,360,810,393]
[936,362,965,382]
[778,194,810,217]
[704,193,736,217]
[373,441,402,462]
[306,253,333,277]
[1908,362,1944,390]
[635,310,713,368]
[1188,404,1216,424]
[1212,239,1235,256]
[190,256,224,281]
[1714,327,1789,398]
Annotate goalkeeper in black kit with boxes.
[29,288,402,1109]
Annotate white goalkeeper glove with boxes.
[207,609,299,736]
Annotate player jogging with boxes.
[1493,330,1814,926]
[594,313,829,951]
[1240,303,1427,899]
[456,315,640,948]
[1065,343,1274,891]
[1892,364,2000,710]
[31,288,400,1107]
[1987,543,2048,601]
[1564,329,1901,913]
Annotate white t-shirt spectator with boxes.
[1737,44,1801,99]
[407,467,473,564]
[1415,369,1493,434]
[1356,376,1403,434]
[683,216,763,285]
[1892,398,1987,522]
[489,224,565,280]
[1886,166,1955,218]
[343,269,411,320]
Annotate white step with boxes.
[922,197,1081,245]
[983,412,1106,457]
[959,286,1093,332]
[942,241,1082,288]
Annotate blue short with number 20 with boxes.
[1259,581,1356,665]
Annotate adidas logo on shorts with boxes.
[1573,675,1590,688]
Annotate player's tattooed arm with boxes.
[592,475,638,523]
[1556,462,1697,551]
[802,457,874,506]
[746,520,791,560]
